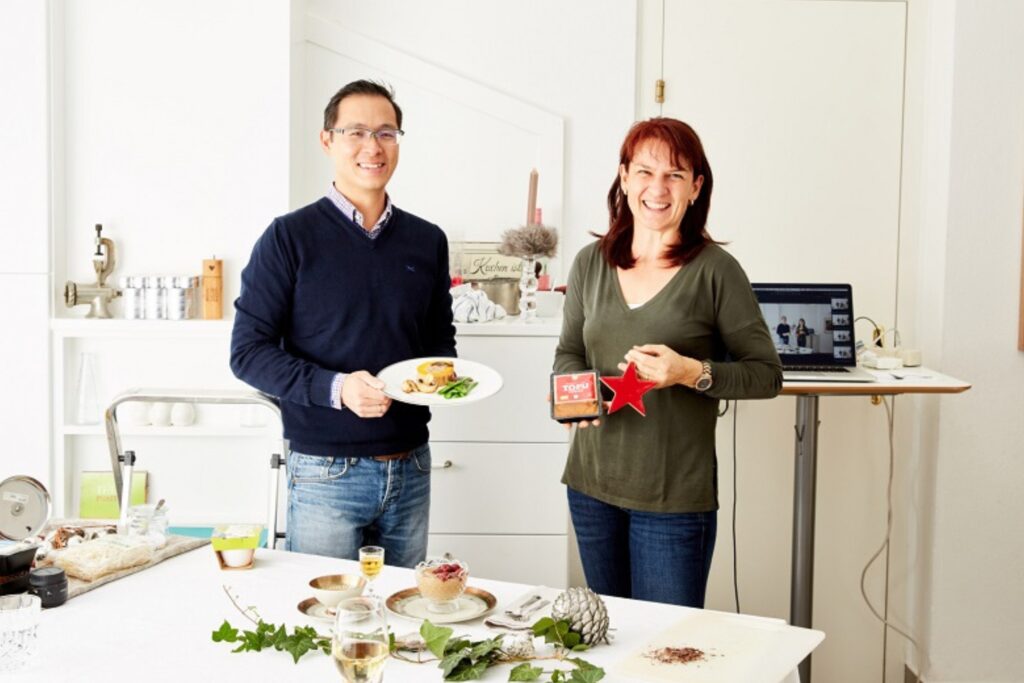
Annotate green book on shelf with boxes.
[79,471,147,519]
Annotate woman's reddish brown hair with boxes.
[598,118,718,268]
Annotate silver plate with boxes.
[0,476,51,541]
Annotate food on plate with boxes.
[400,360,478,399]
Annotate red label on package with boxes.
[555,373,597,402]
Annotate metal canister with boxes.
[119,275,144,319]
[166,276,192,320]
[143,275,165,319]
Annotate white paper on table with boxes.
[609,609,823,683]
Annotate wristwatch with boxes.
[694,360,713,392]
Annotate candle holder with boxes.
[519,256,539,322]
[499,223,558,323]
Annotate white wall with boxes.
[58,0,291,313]
[898,0,1024,680]
[303,0,637,280]
[0,0,51,485]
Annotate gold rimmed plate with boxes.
[297,597,335,623]
[385,586,497,624]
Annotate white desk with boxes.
[779,367,970,681]
[8,547,823,682]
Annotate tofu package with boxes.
[550,371,603,423]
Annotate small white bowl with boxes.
[309,574,366,608]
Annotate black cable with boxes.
[732,400,740,613]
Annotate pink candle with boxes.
[527,168,538,225]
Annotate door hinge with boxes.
[655,79,665,104]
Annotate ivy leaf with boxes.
[532,617,555,637]
[550,670,567,683]
[421,620,454,659]
[388,631,397,653]
[571,644,590,652]
[284,636,313,664]
[447,638,472,654]
[563,632,581,649]
[440,647,472,678]
[508,662,544,681]
[445,659,490,681]
[212,620,239,643]
[569,668,605,683]
[469,636,502,660]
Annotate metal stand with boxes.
[792,395,820,682]
[104,388,286,548]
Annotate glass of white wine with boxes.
[333,596,389,683]
[358,545,385,597]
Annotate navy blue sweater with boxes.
[230,198,456,456]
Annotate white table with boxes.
[8,548,823,681]
[779,366,970,681]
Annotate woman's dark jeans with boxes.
[568,487,716,607]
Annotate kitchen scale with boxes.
[0,476,51,595]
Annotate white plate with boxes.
[297,597,334,623]
[377,358,502,407]
[385,586,497,624]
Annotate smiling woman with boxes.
[554,117,782,610]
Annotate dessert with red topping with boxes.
[415,558,469,613]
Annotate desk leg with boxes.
[792,395,820,682]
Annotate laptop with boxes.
[751,283,876,383]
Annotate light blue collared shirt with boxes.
[326,183,393,239]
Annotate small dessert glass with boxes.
[358,546,384,598]
[414,557,469,614]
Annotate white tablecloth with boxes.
[7,548,821,681]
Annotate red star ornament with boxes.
[600,361,658,416]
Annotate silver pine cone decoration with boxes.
[500,632,535,659]
[551,587,610,645]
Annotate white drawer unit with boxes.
[425,322,571,587]
[428,442,567,536]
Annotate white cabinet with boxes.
[431,323,570,586]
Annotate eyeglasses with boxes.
[328,127,405,146]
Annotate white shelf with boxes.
[51,318,233,339]
[61,424,279,438]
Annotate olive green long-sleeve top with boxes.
[554,242,782,513]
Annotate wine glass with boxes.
[358,545,385,598]
[332,596,389,683]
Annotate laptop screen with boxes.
[751,283,857,367]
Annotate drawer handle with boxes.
[432,459,453,470]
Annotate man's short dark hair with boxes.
[323,80,403,130]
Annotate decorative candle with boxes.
[527,168,538,226]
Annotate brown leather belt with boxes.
[371,450,411,462]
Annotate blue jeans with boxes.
[285,444,431,568]
[567,487,717,607]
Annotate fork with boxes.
[517,599,549,620]
[504,594,541,619]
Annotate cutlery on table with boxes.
[504,594,541,619]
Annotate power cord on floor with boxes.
[860,396,926,683]
[731,400,740,614]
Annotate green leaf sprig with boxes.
[211,619,331,663]
[419,619,604,682]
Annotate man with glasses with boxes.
[231,80,456,567]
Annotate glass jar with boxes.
[0,594,41,673]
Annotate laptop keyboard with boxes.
[787,366,848,372]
